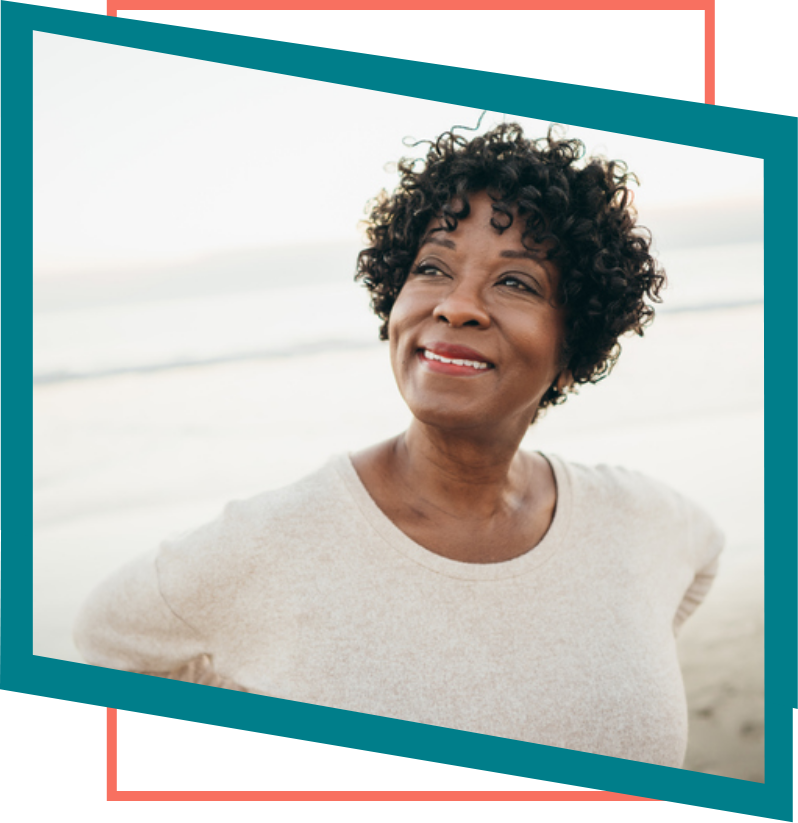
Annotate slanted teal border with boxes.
[2,1,795,817]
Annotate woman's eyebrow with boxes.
[500,248,546,262]
[500,249,554,287]
[419,232,456,250]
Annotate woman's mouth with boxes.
[418,346,494,376]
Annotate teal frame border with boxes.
[3,2,796,817]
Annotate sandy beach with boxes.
[32,301,764,783]
[678,550,764,781]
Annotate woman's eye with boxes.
[499,275,538,294]
[413,264,445,277]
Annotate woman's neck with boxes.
[351,421,558,563]
[381,419,534,521]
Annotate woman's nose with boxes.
[432,282,491,328]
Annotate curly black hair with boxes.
[355,122,666,413]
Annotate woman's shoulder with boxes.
[157,455,352,574]
[550,453,693,511]
[221,454,350,528]
[545,453,724,568]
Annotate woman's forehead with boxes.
[422,195,557,257]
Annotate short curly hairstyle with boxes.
[355,122,666,413]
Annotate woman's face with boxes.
[388,191,568,435]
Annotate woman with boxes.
[75,123,723,768]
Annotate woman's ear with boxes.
[556,370,574,393]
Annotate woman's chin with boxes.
[405,402,528,439]
[405,402,488,431]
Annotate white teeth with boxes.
[423,350,489,369]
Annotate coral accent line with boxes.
[105,709,117,795]
[704,0,715,104]
[3,788,662,806]
[107,1,707,10]
[90,708,662,804]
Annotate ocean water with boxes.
[33,240,763,383]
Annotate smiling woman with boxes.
[356,191,569,564]
[74,123,723,769]
[392,193,567,429]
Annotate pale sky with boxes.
[33,31,763,275]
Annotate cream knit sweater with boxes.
[74,453,723,767]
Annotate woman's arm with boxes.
[74,547,208,676]
[673,555,721,632]
[673,501,725,633]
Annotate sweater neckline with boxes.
[333,451,572,581]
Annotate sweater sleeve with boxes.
[673,501,725,633]
[73,547,208,675]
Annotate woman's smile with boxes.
[418,342,495,376]
[388,191,568,432]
